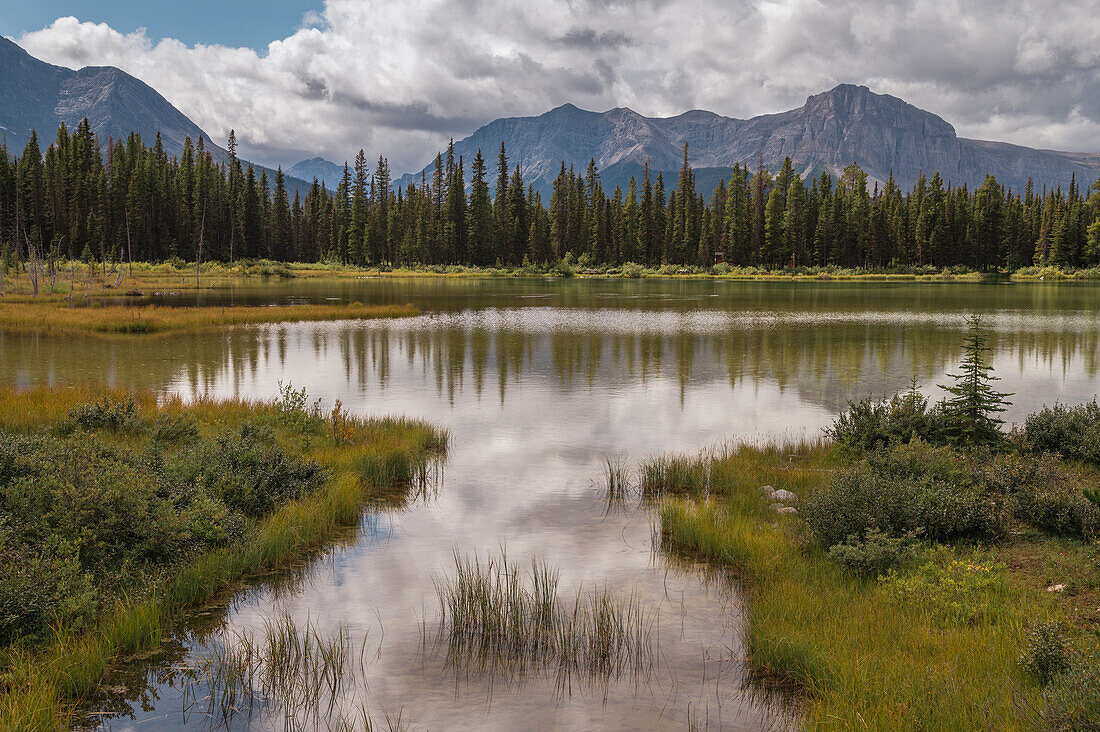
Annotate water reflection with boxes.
[4,280,1100,730]
[4,307,1099,423]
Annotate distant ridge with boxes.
[287,157,344,188]
[397,84,1100,195]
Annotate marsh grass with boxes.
[182,612,416,731]
[0,300,417,336]
[0,384,445,730]
[430,550,660,693]
[650,440,1060,729]
[598,455,635,515]
[185,613,356,726]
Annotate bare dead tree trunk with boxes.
[126,213,133,280]
[196,205,206,291]
[24,233,39,297]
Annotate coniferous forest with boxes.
[3,119,1100,272]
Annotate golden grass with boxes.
[0,385,445,730]
[651,441,1061,730]
[0,301,417,335]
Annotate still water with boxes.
[4,278,1100,730]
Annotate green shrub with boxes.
[1012,483,1100,540]
[194,423,326,518]
[1041,645,1100,730]
[152,412,200,443]
[0,434,183,565]
[1022,400,1100,464]
[1018,621,1071,683]
[803,442,1009,548]
[178,492,244,550]
[620,262,644,278]
[0,537,97,644]
[827,528,917,577]
[61,395,140,433]
[826,385,942,452]
[802,463,922,548]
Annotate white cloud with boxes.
[16,0,1100,173]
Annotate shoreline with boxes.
[0,385,446,729]
[650,439,1098,729]
[2,260,1099,302]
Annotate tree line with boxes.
[2,119,1099,271]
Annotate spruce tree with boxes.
[467,149,493,266]
[938,315,1013,446]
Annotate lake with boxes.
[4,278,1100,730]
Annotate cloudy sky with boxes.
[5,0,1100,174]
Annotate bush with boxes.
[1041,645,1100,730]
[621,262,644,278]
[1019,621,1071,683]
[1022,400,1100,464]
[802,463,922,548]
[826,385,942,452]
[827,529,917,577]
[803,441,1009,548]
[0,538,97,644]
[194,423,326,518]
[152,412,200,443]
[0,434,183,566]
[1012,483,1100,540]
[61,395,140,433]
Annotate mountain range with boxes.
[395,84,1100,196]
[3,34,1098,199]
[0,35,312,196]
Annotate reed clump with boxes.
[432,550,659,688]
[187,613,355,725]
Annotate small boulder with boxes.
[1046,584,1066,593]
[772,489,798,503]
[760,485,776,498]
[777,506,798,515]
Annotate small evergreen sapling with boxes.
[939,315,1013,446]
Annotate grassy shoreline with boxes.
[4,259,1100,301]
[647,438,1098,729]
[0,385,446,730]
[0,301,417,336]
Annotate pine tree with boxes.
[492,143,509,264]
[938,315,1013,446]
[271,167,291,260]
[467,149,493,266]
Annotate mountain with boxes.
[0,36,313,197]
[0,34,213,159]
[397,84,1100,196]
[287,157,344,188]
